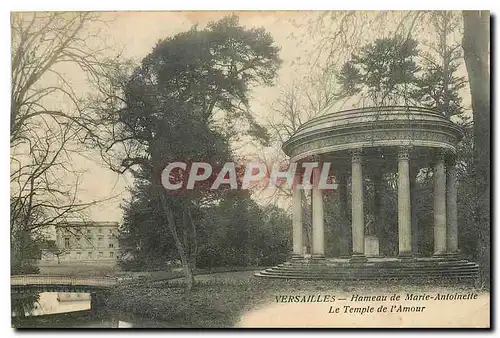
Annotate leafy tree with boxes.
[11,229,41,275]
[120,181,291,271]
[337,35,420,106]
[413,11,467,118]
[90,15,281,290]
[197,194,291,268]
[11,292,40,318]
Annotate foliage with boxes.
[337,35,420,106]
[11,292,40,318]
[11,230,41,275]
[89,15,282,288]
[119,187,291,270]
[196,196,291,268]
[414,12,467,118]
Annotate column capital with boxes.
[349,148,363,163]
[397,146,412,161]
[303,154,321,162]
[433,148,448,162]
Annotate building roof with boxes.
[55,221,119,228]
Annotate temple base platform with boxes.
[255,256,479,282]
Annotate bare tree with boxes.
[259,63,342,252]
[10,12,122,269]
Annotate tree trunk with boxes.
[160,193,194,291]
[462,10,490,287]
[187,206,198,272]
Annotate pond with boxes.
[12,291,138,328]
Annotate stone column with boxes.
[291,172,303,259]
[338,173,350,257]
[410,164,419,256]
[397,147,412,257]
[311,166,325,259]
[446,155,459,254]
[350,149,366,260]
[433,150,447,255]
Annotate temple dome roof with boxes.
[282,106,463,162]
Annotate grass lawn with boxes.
[106,270,486,328]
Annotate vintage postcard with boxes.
[10,10,490,328]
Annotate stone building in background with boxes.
[39,222,120,272]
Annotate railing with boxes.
[10,275,117,287]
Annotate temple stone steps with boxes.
[255,257,479,281]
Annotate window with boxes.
[98,228,103,233]
[109,252,114,258]
[64,238,70,249]
[88,251,92,258]
[98,236,103,241]
[98,252,103,257]
[77,252,82,259]
[108,243,114,248]
[76,237,81,242]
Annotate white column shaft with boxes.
[398,148,412,255]
[351,151,365,255]
[312,167,325,257]
[446,159,459,253]
[434,155,447,254]
[292,179,303,258]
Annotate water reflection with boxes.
[34,292,91,315]
[12,291,133,328]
